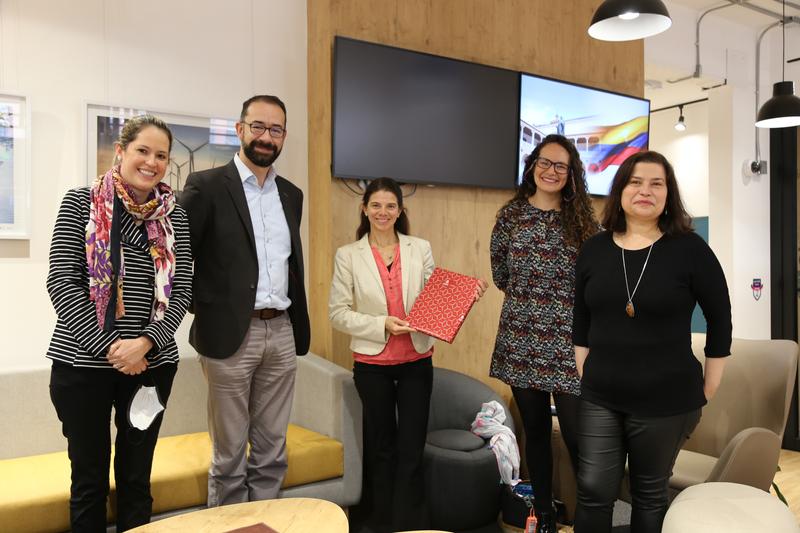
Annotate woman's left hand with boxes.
[107,336,154,374]
[474,279,489,301]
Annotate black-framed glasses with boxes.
[242,121,286,138]
[534,157,570,175]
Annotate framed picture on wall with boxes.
[85,103,240,192]
[0,92,30,239]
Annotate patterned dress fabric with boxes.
[490,199,580,395]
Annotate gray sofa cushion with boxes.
[427,428,485,451]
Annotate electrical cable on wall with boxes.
[336,177,418,199]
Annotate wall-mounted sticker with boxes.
[751,278,763,301]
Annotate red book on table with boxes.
[405,267,480,344]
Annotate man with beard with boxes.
[180,95,310,506]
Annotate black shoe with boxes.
[535,508,558,533]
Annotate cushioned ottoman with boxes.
[424,431,501,531]
[662,482,799,533]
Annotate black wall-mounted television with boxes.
[332,36,519,190]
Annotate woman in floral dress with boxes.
[490,134,598,532]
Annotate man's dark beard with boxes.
[243,139,281,168]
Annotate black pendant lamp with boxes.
[674,105,687,132]
[588,0,672,41]
[756,0,800,128]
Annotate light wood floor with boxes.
[517,449,800,532]
[773,449,800,520]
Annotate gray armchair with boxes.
[424,367,515,531]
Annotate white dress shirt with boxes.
[234,153,292,310]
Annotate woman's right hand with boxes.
[124,358,149,375]
[385,316,416,336]
[107,338,150,375]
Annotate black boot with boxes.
[535,507,558,533]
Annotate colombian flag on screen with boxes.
[587,116,649,173]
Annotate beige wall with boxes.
[307,0,644,398]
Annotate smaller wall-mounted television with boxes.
[518,73,650,196]
[333,36,519,189]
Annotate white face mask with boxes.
[128,385,165,430]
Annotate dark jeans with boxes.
[50,362,177,533]
[353,357,433,533]
[512,387,580,513]
[574,400,701,533]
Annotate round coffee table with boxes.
[127,497,348,532]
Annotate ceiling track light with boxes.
[756,0,800,128]
[588,0,672,41]
[674,105,687,131]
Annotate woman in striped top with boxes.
[46,115,192,532]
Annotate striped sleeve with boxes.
[46,188,120,358]
[141,205,193,350]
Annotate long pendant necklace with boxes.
[622,243,655,318]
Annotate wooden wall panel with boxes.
[308,0,643,396]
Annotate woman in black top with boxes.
[47,115,192,532]
[572,151,731,533]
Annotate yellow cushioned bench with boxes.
[0,426,344,533]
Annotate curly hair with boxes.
[503,134,598,247]
[601,150,693,235]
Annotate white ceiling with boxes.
[668,0,800,28]
[643,0,800,108]
[644,64,720,110]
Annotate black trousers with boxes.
[353,357,433,533]
[49,362,177,533]
[512,387,580,513]
[574,400,700,533]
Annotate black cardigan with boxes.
[572,231,732,416]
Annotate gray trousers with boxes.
[200,313,297,506]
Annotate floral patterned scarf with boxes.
[86,165,177,331]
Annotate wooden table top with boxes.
[127,498,348,533]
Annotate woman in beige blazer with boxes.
[329,177,435,533]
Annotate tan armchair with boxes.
[552,333,799,522]
[671,333,798,492]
